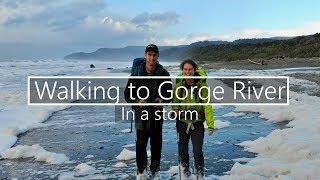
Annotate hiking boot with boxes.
[183,169,191,179]
[150,171,160,180]
[136,170,147,180]
[181,165,191,179]
[194,165,204,180]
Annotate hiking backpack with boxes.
[131,57,146,76]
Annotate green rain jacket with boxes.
[172,69,214,130]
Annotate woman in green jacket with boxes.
[172,59,214,179]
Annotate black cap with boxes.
[145,44,159,53]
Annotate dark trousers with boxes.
[177,121,204,175]
[136,125,162,174]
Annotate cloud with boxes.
[1,1,318,59]
[162,21,320,45]
[0,1,180,49]
[0,1,183,58]
[162,33,216,46]
[150,11,180,26]
[0,0,146,47]
[131,12,149,24]
[130,11,180,29]
[1,0,106,31]
[0,0,47,25]
[101,17,146,32]
[232,21,320,39]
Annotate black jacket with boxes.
[124,62,172,130]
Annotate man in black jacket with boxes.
[124,44,172,179]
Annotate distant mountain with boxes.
[64,46,175,60]
[189,40,229,47]
[64,37,294,60]
[160,38,291,60]
[160,41,229,60]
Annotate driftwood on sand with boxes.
[248,59,265,65]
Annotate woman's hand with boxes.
[154,98,164,108]
[208,129,214,136]
[138,100,147,108]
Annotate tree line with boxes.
[181,33,320,62]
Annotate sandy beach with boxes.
[199,57,319,70]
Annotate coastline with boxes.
[198,57,320,70]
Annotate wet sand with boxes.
[198,58,319,70]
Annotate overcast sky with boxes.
[1,0,320,59]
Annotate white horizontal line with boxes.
[28,76,289,79]
[28,103,289,106]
